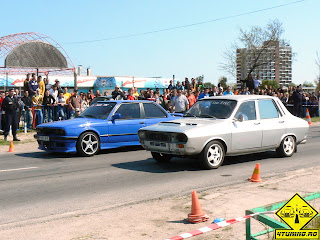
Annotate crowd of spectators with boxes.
[0,75,319,132]
[112,77,320,118]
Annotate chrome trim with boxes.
[101,133,137,137]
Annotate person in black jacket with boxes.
[21,91,34,128]
[2,88,20,141]
[42,89,56,122]
[111,85,125,100]
[292,85,303,117]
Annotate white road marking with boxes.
[0,167,38,172]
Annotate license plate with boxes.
[38,136,50,141]
[146,141,168,150]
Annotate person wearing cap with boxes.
[69,89,82,118]
[112,84,125,100]
[54,80,63,94]
[2,88,20,141]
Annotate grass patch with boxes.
[0,137,36,146]
[0,140,11,146]
[304,117,320,122]
[311,117,320,122]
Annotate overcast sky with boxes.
[1,0,319,85]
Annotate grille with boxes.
[37,128,65,135]
[145,132,170,142]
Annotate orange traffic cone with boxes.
[8,141,14,152]
[187,191,209,223]
[249,163,262,182]
[306,108,313,125]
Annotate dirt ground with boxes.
[0,131,37,153]
[1,128,319,240]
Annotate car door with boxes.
[231,100,262,151]
[258,99,286,147]
[108,103,145,144]
[142,102,169,126]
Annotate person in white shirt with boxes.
[57,92,67,120]
[170,90,189,113]
[49,85,59,102]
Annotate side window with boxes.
[235,101,256,121]
[115,103,141,119]
[143,103,167,118]
[258,100,279,119]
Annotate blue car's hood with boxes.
[37,118,105,129]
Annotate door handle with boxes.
[279,120,285,123]
[140,122,145,124]
[254,122,261,125]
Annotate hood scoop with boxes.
[160,121,197,126]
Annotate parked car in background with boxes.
[138,95,309,169]
[35,100,181,156]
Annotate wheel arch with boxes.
[77,129,101,143]
[202,137,228,153]
[279,133,297,147]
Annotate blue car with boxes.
[35,100,181,156]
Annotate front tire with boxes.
[200,140,225,169]
[77,132,100,157]
[151,152,172,162]
[276,135,296,157]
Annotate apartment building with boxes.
[236,41,292,86]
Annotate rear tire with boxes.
[77,132,100,157]
[151,152,172,162]
[276,135,296,157]
[200,140,225,169]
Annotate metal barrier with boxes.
[285,103,319,118]
[15,101,320,131]
[245,191,320,240]
[18,105,71,131]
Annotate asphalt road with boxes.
[1,126,319,229]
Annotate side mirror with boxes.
[238,114,244,122]
[233,114,244,122]
[111,113,121,121]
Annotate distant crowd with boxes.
[0,74,319,137]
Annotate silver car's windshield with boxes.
[79,102,116,119]
[184,99,237,119]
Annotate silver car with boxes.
[138,95,309,169]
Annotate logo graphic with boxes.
[274,193,319,239]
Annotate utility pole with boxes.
[5,72,8,91]
[74,68,78,89]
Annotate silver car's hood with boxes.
[142,117,228,133]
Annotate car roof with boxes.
[97,100,157,103]
[203,95,278,102]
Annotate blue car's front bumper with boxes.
[34,134,78,153]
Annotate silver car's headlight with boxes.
[172,133,188,143]
[138,130,146,139]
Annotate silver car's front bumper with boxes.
[141,140,198,155]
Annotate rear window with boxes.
[143,103,167,118]
[258,99,279,119]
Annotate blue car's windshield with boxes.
[184,99,237,119]
[79,102,116,119]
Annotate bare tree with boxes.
[220,19,288,88]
